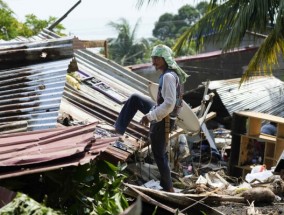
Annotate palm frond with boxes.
[135,0,165,9]
[131,18,141,42]
[241,1,284,83]
[173,0,241,54]
[223,0,271,51]
[174,0,281,54]
[173,0,284,85]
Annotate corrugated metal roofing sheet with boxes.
[0,29,151,180]
[0,122,145,179]
[62,84,149,139]
[0,122,97,166]
[74,49,150,95]
[209,76,284,117]
[0,122,123,179]
[0,38,74,70]
[0,59,71,133]
[0,29,61,46]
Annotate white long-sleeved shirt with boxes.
[146,72,177,122]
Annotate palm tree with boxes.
[107,18,150,66]
[137,0,284,83]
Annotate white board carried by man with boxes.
[148,82,200,133]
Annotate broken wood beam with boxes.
[47,0,82,31]
[72,37,108,58]
[123,183,245,206]
[119,196,142,215]
[124,183,185,215]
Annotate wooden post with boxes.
[165,115,170,146]
[104,40,108,58]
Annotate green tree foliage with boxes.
[0,0,21,40]
[150,2,208,57]
[174,0,284,83]
[24,14,65,37]
[152,2,208,40]
[0,193,63,215]
[0,0,65,40]
[151,37,196,57]
[196,1,210,16]
[138,0,284,82]
[107,18,151,66]
[152,13,176,40]
[0,160,129,215]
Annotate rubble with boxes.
[120,125,284,214]
[1,27,284,214]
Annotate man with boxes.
[114,44,188,192]
[261,122,277,136]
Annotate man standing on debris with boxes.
[115,44,188,192]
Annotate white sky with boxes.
[7,0,203,39]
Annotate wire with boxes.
[148,144,151,181]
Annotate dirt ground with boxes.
[213,202,284,215]
[140,202,284,215]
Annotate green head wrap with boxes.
[151,44,189,84]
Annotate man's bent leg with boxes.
[115,93,155,135]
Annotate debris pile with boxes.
[117,128,284,214]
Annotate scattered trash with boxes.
[142,179,162,190]
[241,187,276,203]
[245,169,273,183]
[113,140,128,152]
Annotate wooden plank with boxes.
[265,142,275,158]
[277,123,284,138]
[247,117,261,136]
[275,139,284,162]
[238,111,284,124]
[247,134,276,143]
[235,165,252,179]
[239,136,251,165]
[72,37,106,49]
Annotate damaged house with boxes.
[0,24,284,214]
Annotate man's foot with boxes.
[115,128,124,135]
[164,187,175,193]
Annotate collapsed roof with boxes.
[184,76,284,128]
[0,29,151,179]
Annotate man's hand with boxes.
[140,115,150,127]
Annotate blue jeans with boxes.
[115,93,155,135]
[115,93,173,190]
[149,119,174,190]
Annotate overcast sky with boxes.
[7,0,202,39]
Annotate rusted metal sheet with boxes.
[0,29,152,177]
[0,122,144,179]
[0,59,71,133]
[0,122,106,179]
[0,122,97,166]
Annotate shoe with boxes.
[115,128,124,135]
[164,187,175,193]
